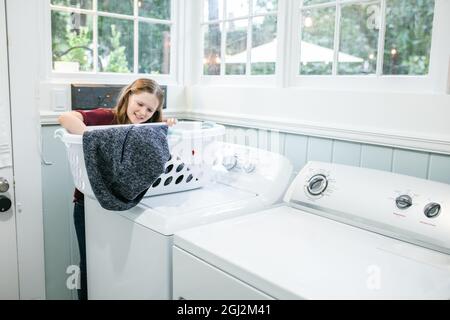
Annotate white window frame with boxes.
[43,0,183,85]
[196,0,286,86]
[288,0,449,93]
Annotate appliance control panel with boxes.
[283,161,450,254]
[213,143,293,205]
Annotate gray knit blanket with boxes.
[82,125,170,211]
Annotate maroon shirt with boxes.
[73,108,116,202]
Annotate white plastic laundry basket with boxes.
[54,121,225,199]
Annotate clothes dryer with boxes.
[173,161,450,299]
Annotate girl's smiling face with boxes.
[126,91,160,124]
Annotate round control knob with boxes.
[0,177,9,193]
[222,155,237,171]
[424,202,440,218]
[0,195,12,213]
[243,161,256,173]
[307,174,328,196]
[395,195,412,209]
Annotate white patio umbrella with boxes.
[225,39,364,63]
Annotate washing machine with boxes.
[173,161,450,299]
[84,143,293,299]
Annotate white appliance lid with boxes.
[118,182,262,235]
[174,205,450,300]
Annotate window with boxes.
[202,0,278,76]
[299,0,435,76]
[50,0,173,75]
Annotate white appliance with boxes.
[173,161,450,300]
[84,143,293,299]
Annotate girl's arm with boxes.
[164,117,177,127]
[58,111,87,135]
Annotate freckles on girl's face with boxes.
[126,91,159,124]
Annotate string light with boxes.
[204,54,221,65]
[304,17,313,28]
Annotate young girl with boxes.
[58,78,176,300]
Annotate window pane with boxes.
[251,15,276,75]
[253,0,277,14]
[203,0,224,21]
[98,0,133,15]
[139,23,171,74]
[51,0,92,9]
[52,11,93,72]
[300,7,335,75]
[98,17,133,73]
[225,19,247,75]
[303,0,332,6]
[338,3,379,75]
[226,0,249,19]
[139,0,171,20]
[203,24,222,75]
[383,0,434,75]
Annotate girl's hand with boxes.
[58,111,87,135]
[165,118,178,127]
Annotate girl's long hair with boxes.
[113,78,164,124]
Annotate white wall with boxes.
[186,86,450,154]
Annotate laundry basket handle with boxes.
[202,121,216,129]
[54,128,66,140]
